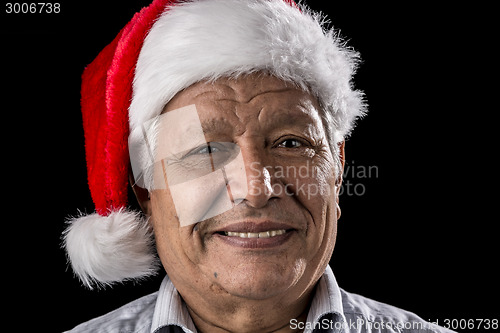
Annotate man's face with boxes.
[148,73,341,304]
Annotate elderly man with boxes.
[63,0,454,332]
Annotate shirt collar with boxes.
[151,265,345,333]
[305,265,347,328]
[151,275,197,333]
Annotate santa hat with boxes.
[63,0,365,289]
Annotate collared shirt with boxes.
[65,266,455,333]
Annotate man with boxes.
[63,0,454,332]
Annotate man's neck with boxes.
[183,287,314,333]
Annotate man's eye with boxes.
[173,142,239,172]
[185,143,224,157]
[194,144,220,155]
[277,139,303,148]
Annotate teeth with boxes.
[224,230,286,238]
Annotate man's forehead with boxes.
[193,75,296,102]
[172,75,318,107]
[164,74,306,110]
[179,99,323,140]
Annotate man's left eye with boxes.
[277,139,303,148]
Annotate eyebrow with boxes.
[266,102,321,125]
[215,87,295,104]
[199,117,235,137]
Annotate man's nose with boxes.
[243,161,273,208]
[233,148,283,209]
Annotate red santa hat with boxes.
[63,0,365,289]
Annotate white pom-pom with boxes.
[62,208,160,289]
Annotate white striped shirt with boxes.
[65,265,454,333]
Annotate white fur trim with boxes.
[129,0,366,188]
[62,208,159,289]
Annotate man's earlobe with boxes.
[129,172,152,216]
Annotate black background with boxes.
[1,1,498,332]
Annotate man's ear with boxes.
[335,141,345,220]
[129,172,152,216]
[336,140,345,190]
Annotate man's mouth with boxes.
[219,229,287,238]
[211,222,295,248]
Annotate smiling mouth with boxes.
[213,227,295,248]
[218,229,287,238]
[211,221,297,248]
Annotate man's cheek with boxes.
[169,169,233,226]
[162,149,248,227]
[281,162,334,203]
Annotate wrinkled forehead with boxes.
[164,74,298,109]
[162,74,324,134]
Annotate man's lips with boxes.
[212,221,296,234]
[211,221,297,248]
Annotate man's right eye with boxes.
[181,142,237,167]
[192,144,221,155]
[166,142,239,178]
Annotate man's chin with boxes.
[205,259,307,301]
